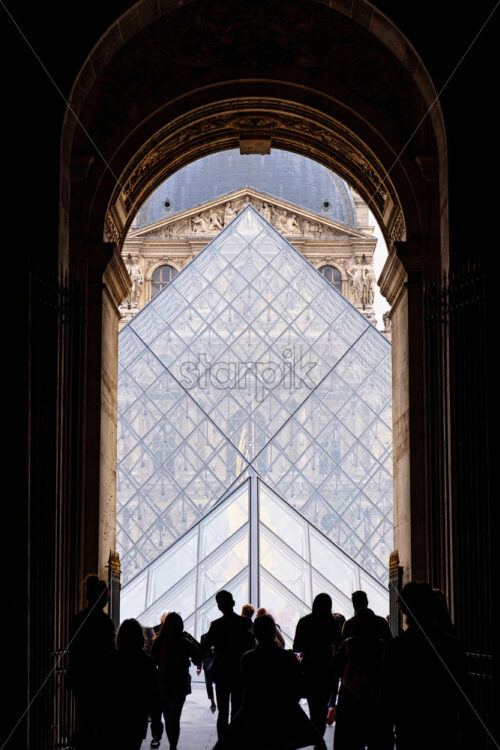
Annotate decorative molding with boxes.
[378,245,407,310]
[104,213,120,244]
[107,99,401,242]
[389,211,406,243]
[130,189,368,242]
[104,247,132,310]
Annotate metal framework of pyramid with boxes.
[117,206,393,636]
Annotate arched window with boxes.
[319,265,342,294]
[151,264,178,298]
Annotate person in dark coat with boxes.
[381,581,469,749]
[332,590,393,749]
[327,613,347,726]
[293,593,342,746]
[197,632,217,713]
[151,612,201,750]
[102,619,162,750]
[342,591,393,641]
[205,589,255,737]
[67,575,116,749]
[213,615,327,750]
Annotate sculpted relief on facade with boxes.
[347,254,376,309]
[145,196,348,240]
[124,254,144,308]
[120,191,381,328]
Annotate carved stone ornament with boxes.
[132,192,363,242]
[113,99,399,236]
[124,255,144,308]
[144,256,174,272]
[104,213,120,244]
[389,211,405,243]
[347,255,376,309]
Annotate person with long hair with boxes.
[103,619,162,750]
[293,593,342,746]
[151,612,201,750]
[213,614,327,750]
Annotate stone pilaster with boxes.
[77,242,130,581]
[379,240,432,583]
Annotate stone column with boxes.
[379,240,435,583]
[77,242,130,581]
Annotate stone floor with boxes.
[140,680,335,749]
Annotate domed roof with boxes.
[133,149,357,229]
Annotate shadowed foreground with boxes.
[139,682,335,750]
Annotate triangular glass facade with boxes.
[117,206,392,626]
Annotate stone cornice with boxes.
[103,246,132,310]
[125,236,376,252]
[378,245,407,309]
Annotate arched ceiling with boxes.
[62,0,444,261]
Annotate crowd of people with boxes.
[67,576,470,750]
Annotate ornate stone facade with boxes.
[119,186,379,326]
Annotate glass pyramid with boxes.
[117,205,392,623]
[120,475,390,642]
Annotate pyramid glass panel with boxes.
[118,206,393,621]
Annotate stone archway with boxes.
[60,0,445,607]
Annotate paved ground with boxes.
[140,680,335,749]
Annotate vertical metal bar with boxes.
[194,523,201,639]
[249,474,259,607]
[307,521,313,606]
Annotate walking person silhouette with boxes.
[67,576,115,749]
[152,612,202,750]
[332,590,393,749]
[205,590,255,737]
[213,614,327,750]
[293,593,342,747]
[102,618,162,750]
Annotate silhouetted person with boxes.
[381,582,468,749]
[342,591,393,641]
[333,590,393,749]
[143,625,156,655]
[327,614,347,725]
[197,632,217,713]
[67,575,115,749]
[241,603,255,620]
[333,612,346,630]
[293,593,342,746]
[255,606,285,647]
[213,615,327,750]
[205,589,255,737]
[152,612,201,750]
[102,619,162,750]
